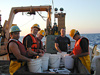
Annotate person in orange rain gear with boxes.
[69,29,91,73]
[23,24,44,58]
[7,25,33,75]
[35,30,46,55]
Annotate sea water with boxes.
[82,33,100,50]
[19,33,100,50]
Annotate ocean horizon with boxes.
[19,33,100,50]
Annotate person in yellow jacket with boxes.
[7,25,32,75]
[69,29,91,73]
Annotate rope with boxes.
[19,18,34,28]
[37,11,47,21]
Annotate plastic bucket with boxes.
[62,54,70,64]
[43,53,51,66]
[40,56,49,70]
[28,59,42,73]
[43,53,51,58]
[57,52,67,58]
[64,55,74,69]
[49,54,61,68]
[57,52,67,65]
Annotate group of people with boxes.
[7,24,45,75]
[7,24,91,75]
[55,28,90,73]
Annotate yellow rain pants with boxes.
[9,60,25,75]
[79,55,91,73]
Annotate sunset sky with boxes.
[0,0,100,36]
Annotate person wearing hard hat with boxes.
[36,30,46,54]
[69,29,90,73]
[23,24,44,58]
[52,23,58,35]
[55,28,70,53]
[7,25,32,75]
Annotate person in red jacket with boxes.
[23,24,44,58]
[69,29,90,73]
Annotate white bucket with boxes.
[43,53,51,66]
[43,53,51,58]
[64,55,74,69]
[40,56,49,70]
[28,59,42,73]
[49,54,61,68]
[57,52,67,58]
[62,54,70,64]
[57,52,67,65]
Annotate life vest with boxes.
[7,39,27,60]
[73,37,90,73]
[7,39,26,75]
[73,37,89,55]
[24,34,38,52]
